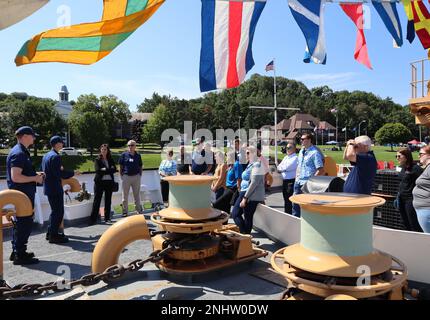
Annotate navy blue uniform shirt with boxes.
[6,143,37,202]
[343,151,377,195]
[42,149,74,196]
[119,151,143,176]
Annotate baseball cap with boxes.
[50,135,64,146]
[15,126,39,137]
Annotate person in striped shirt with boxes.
[159,149,177,205]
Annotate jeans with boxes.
[398,197,423,232]
[415,208,430,233]
[282,179,295,214]
[215,187,225,200]
[91,180,114,222]
[292,182,303,217]
[12,194,34,254]
[231,191,260,234]
[48,194,65,235]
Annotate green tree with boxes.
[375,123,412,151]
[72,94,131,145]
[142,104,175,144]
[99,95,131,143]
[6,98,66,156]
[69,111,108,157]
[137,93,173,113]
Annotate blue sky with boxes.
[0,0,427,110]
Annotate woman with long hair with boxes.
[89,144,117,225]
[211,151,227,200]
[213,151,242,214]
[413,145,430,233]
[395,148,423,232]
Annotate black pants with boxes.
[160,180,169,202]
[399,197,423,232]
[213,187,236,214]
[48,194,65,235]
[282,179,295,214]
[91,180,114,222]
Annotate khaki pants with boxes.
[121,174,143,214]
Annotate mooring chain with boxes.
[0,247,173,300]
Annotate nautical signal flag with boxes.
[340,3,372,69]
[402,0,416,43]
[265,60,274,72]
[372,0,403,47]
[199,0,267,92]
[15,0,165,66]
[411,0,430,49]
[288,0,327,65]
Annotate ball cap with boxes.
[50,135,64,146]
[15,126,39,137]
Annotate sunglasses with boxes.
[301,138,309,141]
[395,155,402,158]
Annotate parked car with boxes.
[60,147,83,156]
[326,140,339,145]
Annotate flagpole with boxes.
[273,58,278,165]
[336,113,338,143]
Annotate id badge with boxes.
[129,159,134,163]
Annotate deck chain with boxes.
[0,246,173,300]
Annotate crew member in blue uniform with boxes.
[42,136,78,244]
[7,126,44,265]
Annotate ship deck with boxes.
[2,189,428,300]
[1,193,288,300]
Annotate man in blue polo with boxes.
[42,136,77,244]
[119,140,144,216]
[7,126,44,265]
[292,133,325,217]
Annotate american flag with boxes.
[265,60,274,72]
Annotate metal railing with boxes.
[411,58,430,99]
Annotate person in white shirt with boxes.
[277,142,298,214]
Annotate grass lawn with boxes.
[274,145,419,164]
[0,144,420,176]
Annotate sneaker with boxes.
[12,253,39,265]
[122,213,128,217]
[9,251,35,261]
[49,234,69,244]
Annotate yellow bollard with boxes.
[0,190,33,281]
[62,178,81,193]
[60,178,82,231]
[91,215,151,274]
